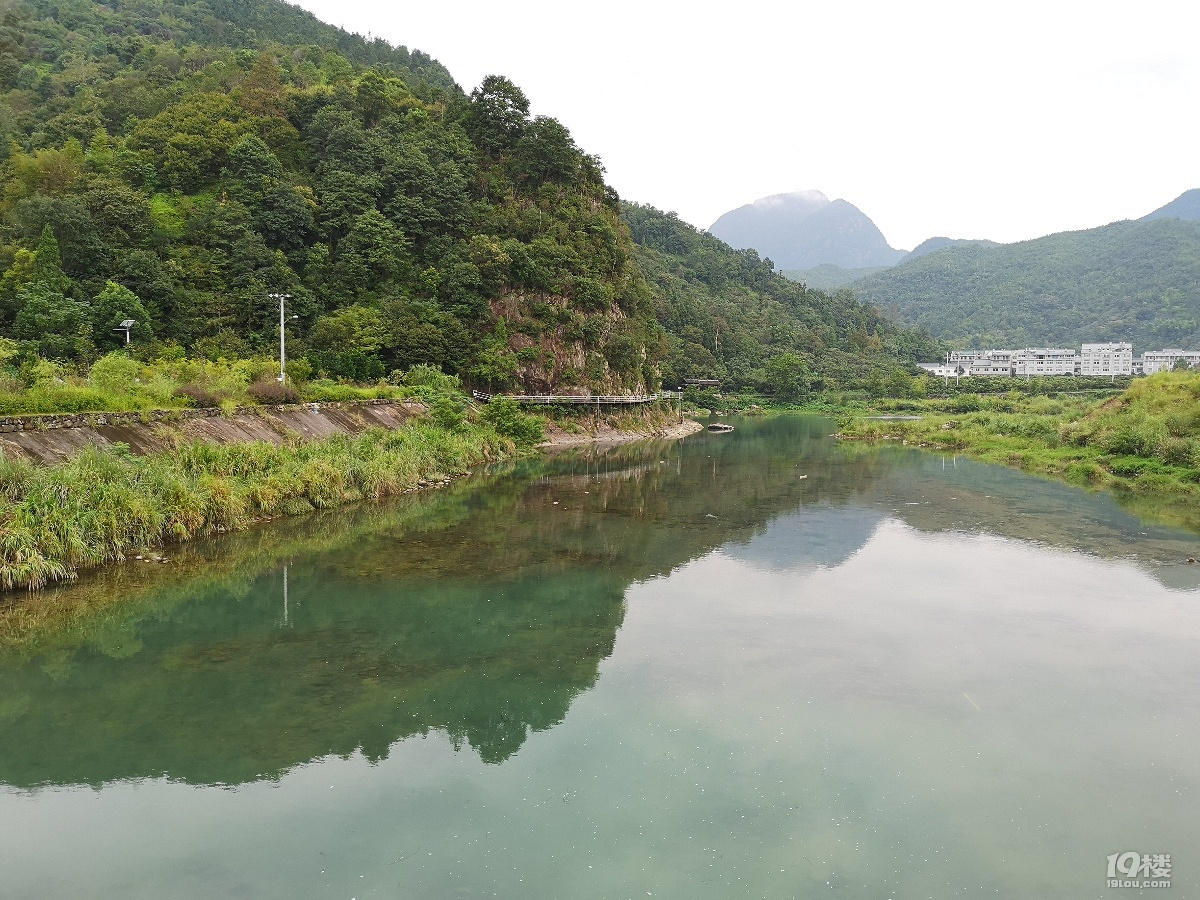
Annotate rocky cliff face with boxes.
[491,290,655,395]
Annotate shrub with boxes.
[247,377,301,405]
[429,394,466,430]
[306,349,385,381]
[88,353,142,395]
[175,384,223,408]
[1100,426,1160,457]
[19,357,65,388]
[284,358,313,384]
[481,396,544,445]
[398,364,461,394]
[1160,437,1196,467]
[949,394,982,413]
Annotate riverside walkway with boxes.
[471,391,680,406]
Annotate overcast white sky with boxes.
[293,0,1198,251]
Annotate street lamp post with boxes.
[114,319,136,346]
[268,292,296,382]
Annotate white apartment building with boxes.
[1080,342,1133,376]
[1142,349,1200,374]
[968,350,1015,376]
[945,350,981,367]
[1011,348,1079,377]
[926,339,1162,378]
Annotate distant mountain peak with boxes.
[708,190,906,270]
[748,190,830,210]
[1141,189,1200,223]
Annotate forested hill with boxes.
[849,218,1200,350]
[1,0,677,393]
[623,204,940,391]
[0,0,933,398]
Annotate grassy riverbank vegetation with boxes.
[0,385,547,590]
[0,465,512,650]
[680,374,1132,417]
[838,372,1200,504]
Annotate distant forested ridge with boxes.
[780,264,889,292]
[850,218,1200,350]
[0,0,935,397]
[623,204,940,392]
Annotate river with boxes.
[1,415,1196,898]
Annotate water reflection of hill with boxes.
[0,417,886,789]
[722,505,884,573]
[2,416,1197,791]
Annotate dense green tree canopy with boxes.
[0,0,935,397]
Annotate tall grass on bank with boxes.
[839,372,1200,497]
[0,421,518,591]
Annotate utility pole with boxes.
[269,292,295,382]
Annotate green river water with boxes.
[1,415,1197,899]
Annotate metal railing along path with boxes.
[471,391,681,405]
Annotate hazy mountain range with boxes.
[712,187,1200,349]
[850,193,1200,349]
[708,190,1004,287]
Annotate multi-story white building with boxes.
[1011,348,1079,377]
[968,350,1015,376]
[926,340,1154,378]
[945,350,981,368]
[1080,342,1133,376]
[1142,349,1200,374]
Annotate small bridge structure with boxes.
[472,391,680,406]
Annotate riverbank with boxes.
[0,419,520,591]
[837,371,1200,527]
[537,403,702,447]
[0,398,703,592]
[540,418,702,447]
[0,398,424,465]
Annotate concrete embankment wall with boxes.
[0,399,425,465]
